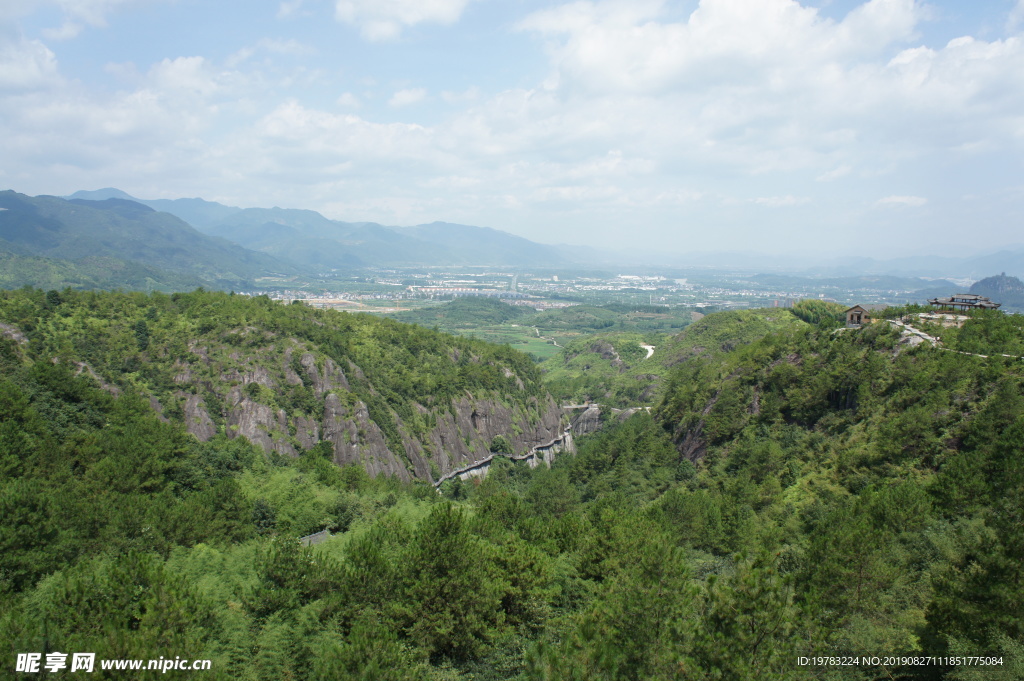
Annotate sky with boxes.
[1,0,1023,257]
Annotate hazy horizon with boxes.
[3,0,1023,259]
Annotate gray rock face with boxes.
[225,389,298,458]
[183,393,216,442]
[420,394,566,481]
[298,353,350,395]
[570,405,603,436]
[166,336,567,483]
[321,392,409,479]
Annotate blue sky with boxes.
[2,0,1023,257]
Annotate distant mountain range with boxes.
[3,187,1021,296]
[0,191,294,290]
[67,188,574,269]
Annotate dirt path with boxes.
[532,326,561,348]
[888,320,1023,359]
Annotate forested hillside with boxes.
[0,192,293,289]
[3,298,1022,680]
[541,308,804,407]
[0,288,565,482]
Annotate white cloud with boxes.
[0,35,59,90]
[277,0,305,19]
[1011,0,1024,31]
[335,0,473,40]
[227,38,314,67]
[256,101,432,159]
[42,21,84,40]
[520,0,922,94]
[389,87,426,107]
[3,0,1024,254]
[336,92,361,108]
[38,0,165,37]
[754,195,811,207]
[513,0,1024,182]
[148,56,221,97]
[441,86,480,103]
[2,1,167,43]
[876,195,927,206]
[817,164,852,181]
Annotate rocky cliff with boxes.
[0,288,570,485]
[165,337,567,483]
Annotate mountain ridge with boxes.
[67,188,574,268]
[1,191,295,289]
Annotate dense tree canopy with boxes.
[2,295,1022,679]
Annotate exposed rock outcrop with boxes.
[183,393,217,442]
[569,405,603,436]
[168,337,568,483]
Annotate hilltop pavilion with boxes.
[928,294,1001,312]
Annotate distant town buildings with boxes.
[408,287,528,299]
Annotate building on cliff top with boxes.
[845,304,889,328]
[928,294,1001,312]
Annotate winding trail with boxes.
[532,326,562,348]
[640,343,656,359]
[888,320,1024,359]
[432,429,574,487]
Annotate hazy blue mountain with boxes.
[67,189,243,230]
[400,221,565,265]
[66,187,137,201]
[962,250,1024,280]
[201,211,568,267]
[969,273,1024,312]
[68,189,572,268]
[1,191,294,288]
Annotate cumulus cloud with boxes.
[147,56,221,97]
[256,100,432,159]
[515,0,1024,181]
[389,87,426,107]
[4,0,1024,252]
[0,36,59,90]
[520,0,922,94]
[335,0,473,40]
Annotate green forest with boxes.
[2,289,1022,679]
[540,308,804,407]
